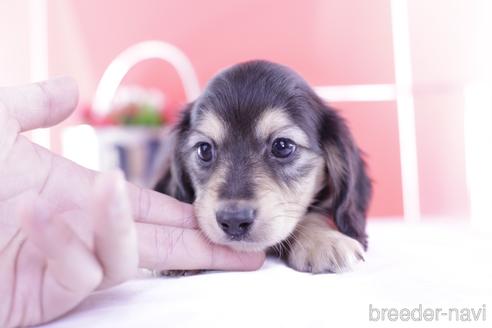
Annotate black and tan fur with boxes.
[154,60,372,273]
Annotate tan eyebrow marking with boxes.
[256,108,310,147]
[194,111,226,144]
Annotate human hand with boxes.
[0,78,265,327]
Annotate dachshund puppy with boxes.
[154,60,372,273]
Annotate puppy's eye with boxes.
[271,138,296,158]
[197,142,214,162]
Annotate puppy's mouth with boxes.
[198,216,296,253]
[194,197,306,252]
[216,238,275,252]
[208,229,275,252]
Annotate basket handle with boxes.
[92,40,201,118]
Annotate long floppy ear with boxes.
[153,103,195,203]
[318,106,372,249]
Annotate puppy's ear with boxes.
[153,103,195,203]
[318,106,372,249]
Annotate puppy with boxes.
[154,60,372,274]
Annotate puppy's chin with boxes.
[206,231,293,253]
[218,240,276,252]
[221,241,270,253]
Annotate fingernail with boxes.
[105,170,131,223]
[235,251,266,271]
[112,170,126,197]
[95,170,124,198]
[110,170,127,205]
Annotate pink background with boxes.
[1,0,472,219]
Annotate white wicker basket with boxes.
[91,41,200,187]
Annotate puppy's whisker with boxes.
[272,243,283,259]
[274,201,332,217]
[263,215,303,222]
[276,200,329,211]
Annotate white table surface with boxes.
[41,220,492,328]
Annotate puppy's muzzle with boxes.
[216,202,256,240]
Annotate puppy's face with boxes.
[184,107,325,251]
[173,62,336,252]
[156,61,371,252]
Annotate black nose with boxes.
[216,206,256,239]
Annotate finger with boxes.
[137,223,265,271]
[0,103,18,162]
[21,200,103,323]
[21,199,102,295]
[0,77,78,132]
[92,171,138,289]
[126,183,197,228]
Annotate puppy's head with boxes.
[155,60,370,251]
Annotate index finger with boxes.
[0,77,78,132]
[136,222,265,271]
[127,182,197,228]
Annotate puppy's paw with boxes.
[287,219,365,273]
[159,270,204,277]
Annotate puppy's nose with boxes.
[216,206,256,239]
